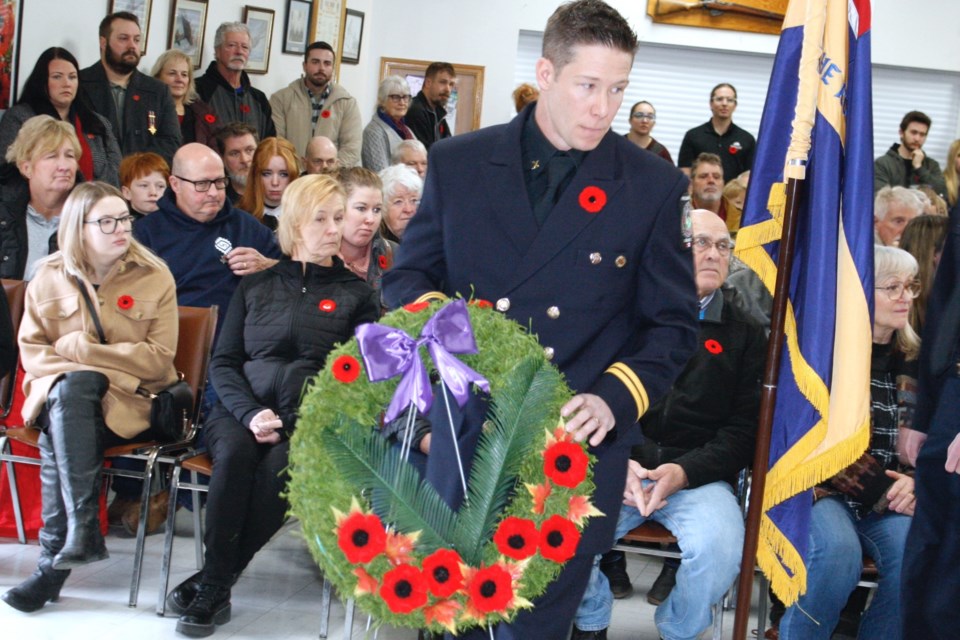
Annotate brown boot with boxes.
[107,496,138,526]
[121,490,172,537]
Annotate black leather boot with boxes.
[166,571,204,616]
[1,557,70,612]
[176,583,231,637]
[44,372,111,570]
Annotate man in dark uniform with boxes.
[382,2,699,637]
[901,204,960,638]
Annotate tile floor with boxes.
[0,511,765,639]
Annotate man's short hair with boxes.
[899,110,931,132]
[424,62,456,80]
[691,152,723,176]
[305,41,335,62]
[710,83,737,101]
[213,122,259,155]
[541,0,638,71]
[391,140,427,164]
[99,11,139,39]
[875,185,923,220]
[214,22,251,49]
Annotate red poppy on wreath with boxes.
[539,514,580,563]
[240,104,251,114]
[422,548,464,598]
[378,254,389,269]
[493,516,539,560]
[117,295,134,310]
[204,113,217,124]
[578,186,607,214]
[465,564,514,614]
[469,298,493,309]
[403,301,430,313]
[321,109,331,119]
[336,508,387,563]
[704,339,723,355]
[132,94,140,102]
[380,564,428,614]
[331,355,362,383]
[319,299,337,313]
[543,440,589,488]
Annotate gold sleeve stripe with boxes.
[414,291,449,304]
[605,363,650,420]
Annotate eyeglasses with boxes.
[632,112,656,121]
[712,97,738,105]
[876,280,921,300]
[84,215,134,234]
[387,94,412,103]
[692,236,733,256]
[174,175,230,192]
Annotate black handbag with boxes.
[75,277,192,442]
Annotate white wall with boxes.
[15,0,960,130]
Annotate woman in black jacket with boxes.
[166,174,379,637]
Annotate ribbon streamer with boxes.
[355,299,490,423]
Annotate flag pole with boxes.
[732,172,805,639]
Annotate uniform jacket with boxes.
[196,62,276,141]
[405,91,450,150]
[19,252,179,437]
[633,286,764,489]
[79,63,181,164]
[210,257,378,436]
[0,103,121,186]
[361,113,409,173]
[874,142,947,197]
[269,79,362,166]
[383,104,700,551]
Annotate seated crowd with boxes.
[1,4,957,640]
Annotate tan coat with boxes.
[269,79,363,166]
[19,253,179,438]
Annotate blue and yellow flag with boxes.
[735,0,874,604]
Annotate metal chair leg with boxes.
[157,458,185,616]
[190,469,203,569]
[128,446,164,607]
[343,598,355,640]
[1,435,27,544]
[319,577,332,638]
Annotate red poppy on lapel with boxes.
[204,114,217,124]
[117,295,134,310]
[578,186,607,214]
[322,110,331,119]
[704,339,723,354]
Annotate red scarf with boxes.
[72,115,95,183]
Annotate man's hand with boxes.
[911,148,926,169]
[622,460,688,517]
[885,469,916,516]
[249,408,283,444]
[945,433,960,474]
[561,393,615,447]
[227,247,278,276]
[898,427,927,467]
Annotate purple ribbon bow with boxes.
[355,299,490,423]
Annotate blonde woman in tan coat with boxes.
[2,182,178,614]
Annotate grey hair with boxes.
[214,22,251,49]
[391,139,427,164]
[377,75,410,111]
[379,164,423,200]
[875,185,923,221]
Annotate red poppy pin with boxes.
[132,94,140,102]
[378,255,389,269]
[204,113,217,124]
[240,104,251,114]
[578,186,607,214]
[704,339,723,355]
[728,141,742,155]
[321,109,331,119]
[117,295,134,310]
[332,355,362,383]
[319,299,337,313]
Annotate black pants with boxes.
[201,403,290,585]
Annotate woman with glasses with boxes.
[361,75,418,173]
[624,101,673,165]
[2,182,178,613]
[777,245,921,640]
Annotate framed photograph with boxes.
[243,6,275,74]
[310,0,346,79]
[168,0,208,69]
[341,9,363,64]
[0,0,23,110]
[283,0,311,55]
[380,58,486,134]
[110,0,153,54]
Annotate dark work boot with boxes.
[166,571,204,616]
[599,549,633,599]
[647,560,679,606]
[176,583,231,637]
[44,372,111,570]
[1,557,71,613]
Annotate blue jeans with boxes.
[575,481,744,640]
[779,495,911,640]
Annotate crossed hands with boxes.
[622,460,689,517]
[249,408,283,444]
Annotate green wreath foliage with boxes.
[287,299,601,633]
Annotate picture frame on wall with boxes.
[243,6,275,74]
[110,0,153,54]
[283,0,311,55]
[380,57,485,134]
[310,0,346,79]
[0,0,23,110]
[341,9,363,64]
[168,0,207,69]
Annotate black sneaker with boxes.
[176,583,231,637]
[599,550,633,599]
[646,561,678,606]
[571,627,607,640]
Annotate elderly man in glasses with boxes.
[624,100,673,164]
[573,209,765,640]
[678,83,756,182]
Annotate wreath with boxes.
[288,298,602,634]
